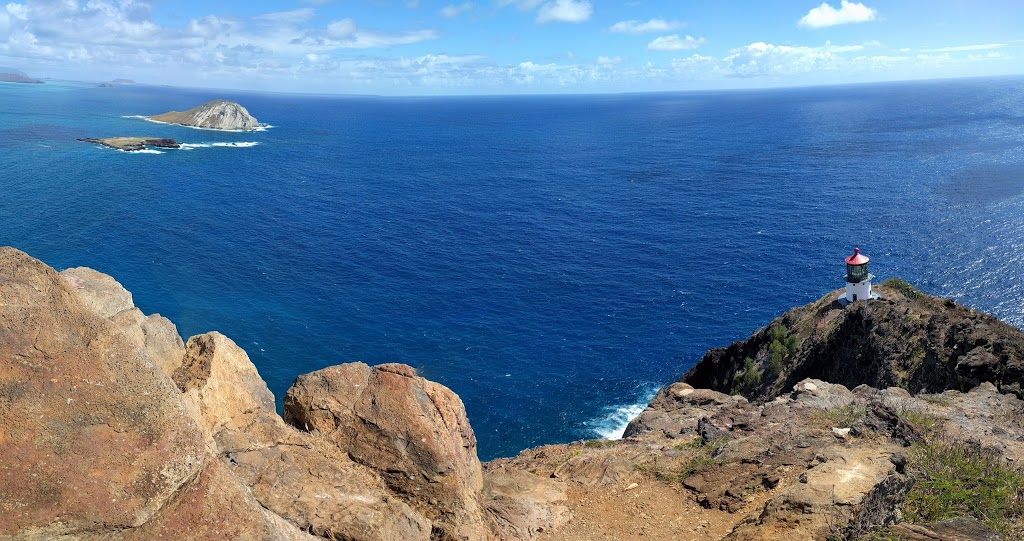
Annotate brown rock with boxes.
[0,248,206,536]
[552,453,633,486]
[285,362,493,540]
[228,444,431,541]
[623,383,747,439]
[60,266,185,377]
[891,516,1004,541]
[95,459,320,541]
[61,266,135,319]
[484,468,570,540]
[172,332,277,446]
[166,333,433,541]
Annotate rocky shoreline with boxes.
[1,247,1022,540]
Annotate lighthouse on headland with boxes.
[842,247,878,304]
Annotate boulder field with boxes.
[1,247,1022,540]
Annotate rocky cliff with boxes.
[147,99,262,131]
[0,248,559,541]
[1,249,1022,541]
[679,279,1024,402]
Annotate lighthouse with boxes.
[842,247,877,303]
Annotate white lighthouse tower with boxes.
[842,247,877,304]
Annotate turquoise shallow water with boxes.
[2,77,1023,459]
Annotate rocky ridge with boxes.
[2,248,1022,540]
[147,99,262,131]
[682,279,1024,402]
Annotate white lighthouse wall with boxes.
[845,278,873,302]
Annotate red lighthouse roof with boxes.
[845,247,870,265]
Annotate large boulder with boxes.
[0,247,309,540]
[285,362,493,540]
[165,329,433,541]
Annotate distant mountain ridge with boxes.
[0,67,43,84]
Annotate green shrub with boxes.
[767,325,800,377]
[734,357,763,394]
[883,278,923,300]
[584,439,619,449]
[903,440,1024,535]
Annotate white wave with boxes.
[588,387,660,440]
[177,143,212,150]
[211,142,259,148]
[117,148,164,154]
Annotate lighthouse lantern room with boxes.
[842,247,877,304]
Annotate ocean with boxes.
[2,77,1022,460]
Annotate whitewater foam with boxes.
[588,387,659,440]
[212,142,259,147]
[119,148,164,154]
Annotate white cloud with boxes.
[0,1,439,81]
[596,55,621,65]
[648,34,706,51]
[327,18,357,38]
[608,18,682,34]
[799,1,877,28]
[536,0,592,24]
[440,2,475,19]
[922,43,1006,53]
[255,8,316,25]
[320,20,439,48]
[669,41,908,80]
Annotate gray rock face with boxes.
[147,100,262,131]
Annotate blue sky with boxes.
[1,0,1021,94]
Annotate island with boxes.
[146,99,263,131]
[0,68,43,84]
[99,78,139,87]
[78,137,180,151]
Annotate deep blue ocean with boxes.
[2,77,1023,459]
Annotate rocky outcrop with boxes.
[147,100,262,131]
[78,137,181,151]
[499,376,1024,540]
[284,362,494,540]
[3,247,567,541]
[682,280,1024,402]
[0,247,312,540]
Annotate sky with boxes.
[0,0,1022,95]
